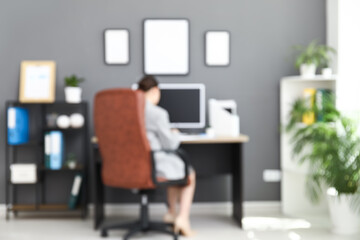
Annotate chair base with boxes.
[101,221,177,240]
[100,192,178,240]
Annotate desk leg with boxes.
[232,143,243,228]
[92,148,104,230]
[94,162,104,230]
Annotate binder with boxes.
[49,131,64,170]
[68,174,82,209]
[7,107,29,145]
[44,132,51,169]
[316,89,333,122]
[302,88,316,125]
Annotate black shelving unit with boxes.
[5,101,89,219]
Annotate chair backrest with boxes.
[94,88,155,189]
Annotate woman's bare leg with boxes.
[175,171,196,236]
[167,186,180,215]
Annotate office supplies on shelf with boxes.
[7,107,29,145]
[209,99,240,137]
[5,101,89,220]
[68,174,82,209]
[70,113,85,128]
[302,88,316,124]
[10,164,37,184]
[44,132,51,168]
[316,88,333,122]
[46,112,58,127]
[49,131,64,170]
[56,115,70,129]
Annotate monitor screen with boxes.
[158,84,205,129]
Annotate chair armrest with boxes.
[150,148,190,187]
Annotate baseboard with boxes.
[243,201,281,214]
[0,201,281,217]
[87,201,281,217]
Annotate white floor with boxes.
[0,204,359,240]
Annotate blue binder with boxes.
[7,107,29,145]
[49,131,64,170]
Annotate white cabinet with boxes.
[280,75,336,216]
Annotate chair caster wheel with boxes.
[101,230,108,237]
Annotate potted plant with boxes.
[293,40,336,78]
[64,74,84,103]
[317,45,337,77]
[286,94,360,235]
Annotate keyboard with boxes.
[178,133,213,141]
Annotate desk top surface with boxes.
[91,134,249,145]
[180,134,249,144]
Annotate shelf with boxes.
[5,101,89,220]
[8,141,42,147]
[6,101,87,106]
[10,204,82,212]
[43,127,84,132]
[280,76,336,216]
[281,75,337,82]
[9,182,37,186]
[40,166,84,172]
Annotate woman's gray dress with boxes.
[145,101,185,180]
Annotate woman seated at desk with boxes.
[138,75,196,237]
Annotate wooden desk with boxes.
[91,135,249,229]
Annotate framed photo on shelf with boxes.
[143,19,190,75]
[19,61,56,103]
[205,31,230,67]
[104,29,130,65]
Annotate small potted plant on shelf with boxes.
[293,40,336,78]
[317,45,337,77]
[64,74,84,103]
[286,94,360,235]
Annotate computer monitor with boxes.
[132,83,205,129]
[158,84,205,129]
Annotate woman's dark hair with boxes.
[138,75,158,92]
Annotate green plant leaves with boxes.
[64,74,84,87]
[293,40,337,69]
[286,93,360,207]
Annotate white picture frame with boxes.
[104,29,130,65]
[205,31,230,67]
[143,19,190,75]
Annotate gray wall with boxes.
[0,0,326,203]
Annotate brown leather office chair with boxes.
[94,88,188,240]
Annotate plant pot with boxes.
[321,68,333,78]
[327,188,360,235]
[65,87,82,103]
[300,63,316,78]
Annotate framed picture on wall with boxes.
[104,29,130,65]
[143,19,190,75]
[19,61,56,103]
[205,31,230,67]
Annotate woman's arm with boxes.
[155,110,180,150]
